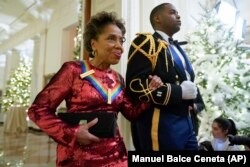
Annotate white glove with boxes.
[180,81,197,100]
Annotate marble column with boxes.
[28,31,47,129]
[30,35,41,103]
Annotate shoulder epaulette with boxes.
[128,32,169,71]
[136,32,152,36]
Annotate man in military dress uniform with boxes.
[126,3,204,150]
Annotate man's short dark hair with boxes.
[150,3,170,29]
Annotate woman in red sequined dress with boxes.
[28,12,163,167]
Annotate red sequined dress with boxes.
[28,61,149,167]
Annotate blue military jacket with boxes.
[126,32,202,150]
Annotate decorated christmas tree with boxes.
[1,58,32,112]
[186,9,250,141]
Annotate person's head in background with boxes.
[150,3,181,37]
[211,117,237,141]
[83,11,126,69]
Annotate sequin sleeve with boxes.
[28,62,79,147]
[119,92,150,121]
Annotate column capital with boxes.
[32,34,41,43]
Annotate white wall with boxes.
[44,0,78,74]
[0,55,6,90]
[0,67,4,89]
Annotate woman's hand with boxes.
[76,118,100,145]
[148,75,164,91]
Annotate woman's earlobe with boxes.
[90,39,96,50]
